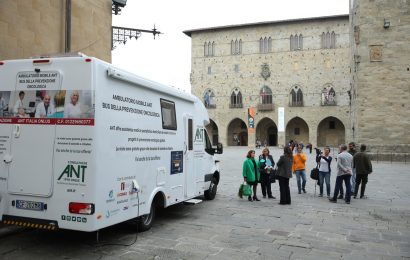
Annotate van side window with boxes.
[204,130,213,154]
[160,99,177,130]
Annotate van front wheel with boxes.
[204,177,217,200]
[138,202,156,232]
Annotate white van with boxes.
[0,55,222,232]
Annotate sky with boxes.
[112,0,349,93]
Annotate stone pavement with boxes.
[0,146,409,259]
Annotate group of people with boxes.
[242,142,373,205]
[7,90,82,118]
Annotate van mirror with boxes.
[215,143,223,154]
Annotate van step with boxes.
[184,199,203,204]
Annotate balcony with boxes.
[321,100,337,106]
[257,103,274,111]
[229,103,243,109]
[205,104,216,109]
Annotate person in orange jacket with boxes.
[292,145,307,194]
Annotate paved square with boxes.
[1,147,409,259]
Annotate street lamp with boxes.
[112,0,127,15]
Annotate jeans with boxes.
[278,176,291,204]
[351,168,357,193]
[318,171,331,196]
[295,170,306,192]
[333,175,352,202]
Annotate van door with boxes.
[184,115,195,197]
[7,69,62,197]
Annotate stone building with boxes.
[0,0,112,62]
[350,0,410,157]
[184,15,351,148]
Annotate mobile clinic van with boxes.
[0,55,222,232]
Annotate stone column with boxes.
[277,131,286,148]
[248,130,256,148]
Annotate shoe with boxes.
[345,201,350,204]
[248,196,253,202]
[253,196,260,201]
[327,195,331,199]
[279,202,286,205]
[268,196,275,199]
[329,198,337,203]
[360,195,367,199]
[318,194,323,197]
[303,189,306,193]
[298,191,301,194]
[338,194,344,199]
[353,196,357,199]
[263,195,266,199]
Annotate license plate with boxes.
[16,200,44,211]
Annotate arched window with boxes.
[321,32,325,48]
[321,84,336,106]
[259,37,271,53]
[331,31,336,48]
[204,89,216,108]
[268,37,272,52]
[231,39,241,55]
[290,34,303,51]
[290,86,303,106]
[204,42,208,56]
[230,88,243,108]
[260,86,272,104]
[231,40,234,55]
[211,41,215,56]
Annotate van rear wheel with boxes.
[204,177,217,200]
[138,202,155,232]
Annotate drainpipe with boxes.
[65,0,71,53]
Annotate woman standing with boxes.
[242,150,261,201]
[277,146,293,205]
[258,148,275,199]
[316,146,332,197]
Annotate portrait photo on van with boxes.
[63,90,94,119]
[0,91,11,117]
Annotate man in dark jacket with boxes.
[353,144,373,199]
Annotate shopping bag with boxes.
[242,184,252,196]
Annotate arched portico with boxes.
[227,118,248,146]
[285,117,309,145]
[256,117,278,146]
[317,117,345,147]
[206,119,219,145]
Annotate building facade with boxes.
[0,0,112,62]
[350,0,410,157]
[185,15,351,148]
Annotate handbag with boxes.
[310,166,319,180]
[269,168,278,183]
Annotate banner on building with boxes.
[278,107,285,132]
[248,107,255,133]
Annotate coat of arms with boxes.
[261,63,271,80]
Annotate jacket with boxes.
[242,158,260,183]
[353,152,372,175]
[316,154,332,173]
[292,153,307,172]
[277,155,293,179]
[336,151,353,176]
[258,154,275,174]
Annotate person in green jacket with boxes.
[242,150,261,201]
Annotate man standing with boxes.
[13,91,25,115]
[329,144,353,204]
[353,144,373,199]
[292,145,307,194]
[0,92,6,117]
[348,142,357,194]
[35,94,55,118]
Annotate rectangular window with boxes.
[208,66,211,75]
[188,118,193,150]
[234,64,239,73]
[160,99,177,130]
[329,121,335,129]
[294,128,300,135]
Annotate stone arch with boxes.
[256,117,277,146]
[317,116,345,147]
[285,117,309,145]
[289,85,303,106]
[227,118,248,146]
[203,88,216,108]
[206,119,219,145]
